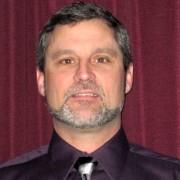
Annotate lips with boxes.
[71,90,99,99]
[72,92,98,97]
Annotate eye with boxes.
[96,57,109,63]
[60,58,75,64]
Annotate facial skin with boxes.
[37,19,133,131]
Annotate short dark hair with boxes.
[36,2,131,72]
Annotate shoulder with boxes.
[0,145,51,179]
[129,142,180,165]
[127,142,180,179]
[0,145,48,168]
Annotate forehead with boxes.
[45,19,121,59]
[48,19,116,44]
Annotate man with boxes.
[0,2,179,179]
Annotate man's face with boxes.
[37,19,133,128]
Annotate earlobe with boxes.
[36,68,45,97]
[125,63,133,94]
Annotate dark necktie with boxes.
[74,157,98,180]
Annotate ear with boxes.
[125,63,133,94]
[36,68,45,97]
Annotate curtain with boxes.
[0,0,179,164]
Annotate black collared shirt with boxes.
[0,128,180,179]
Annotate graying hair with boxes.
[36,2,131,72]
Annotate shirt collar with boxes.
[90,127,129,179]
[48,131,85,179]
[48,127,129,180]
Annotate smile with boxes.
[72,93,98,97]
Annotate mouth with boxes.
[72,92,98,97]
[70,90,100,101]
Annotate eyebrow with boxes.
[92,48,119,57]
[47,49,75,59]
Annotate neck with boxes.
[53,117,121,153]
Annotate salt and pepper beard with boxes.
[45,82,125,129]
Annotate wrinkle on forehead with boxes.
[45,19,122,61]
[46,47,121,60]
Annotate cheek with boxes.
[44,72,70,107]
[100,71,125,107]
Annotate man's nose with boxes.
[73,62,95,82]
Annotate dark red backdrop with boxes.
[0,0,179,164]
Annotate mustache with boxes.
[63,81,105,103]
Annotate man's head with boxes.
[36,2,133,129]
